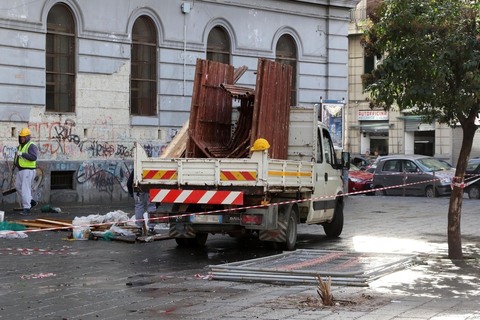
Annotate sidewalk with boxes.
[0,195,479,319]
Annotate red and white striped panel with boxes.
[150,189,243,205]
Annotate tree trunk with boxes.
[447,122,477,259]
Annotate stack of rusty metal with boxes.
[186,58,292,160]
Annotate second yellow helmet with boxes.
[250,138,270,151]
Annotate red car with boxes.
[348,164,374,195]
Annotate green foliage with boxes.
[362,0,480,127]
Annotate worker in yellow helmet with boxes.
[15,127,38,215]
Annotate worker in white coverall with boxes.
[14,127,38,215]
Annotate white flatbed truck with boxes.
[133,106,348,249]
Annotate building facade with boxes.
[347,0,480,165]
[0,0,358,205]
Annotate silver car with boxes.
[373,155,455,197]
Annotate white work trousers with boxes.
[15,169,36,209]
[133,192,156,228]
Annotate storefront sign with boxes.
[358,110,388,121]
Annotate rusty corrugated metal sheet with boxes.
[251,58,292,160]
[187,59,234,158]
[187,58,292,160]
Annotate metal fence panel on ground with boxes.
[209,249,414,286]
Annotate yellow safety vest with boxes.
[18,141,36,169]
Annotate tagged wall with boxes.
[0,125,172,205]
[0,149,168,205]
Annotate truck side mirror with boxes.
[342,152,350,170]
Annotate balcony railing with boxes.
[350,8,367,23]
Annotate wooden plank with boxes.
[160,121,189,158]
[38,217,72,223]
[35,218,72,227]
[18,221,67,229]
[233,65,248,84]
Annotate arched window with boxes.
[46,4,76,113]
[131,16,157,116]
[207,26,230,64]
[276,34,297,106]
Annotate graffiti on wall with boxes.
[26,119,136,159]
[1,117,171,202]
[3,118,174,161]
[2,144,18,161]
[142,143,165,158]
[76,161,131,193]
[0,162,15,194]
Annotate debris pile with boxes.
[6,210,171,243]
[0,221,28,238]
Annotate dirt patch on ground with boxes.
[262,293,391,311]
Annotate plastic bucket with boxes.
[72,226,90,240]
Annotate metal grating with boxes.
[51,171,74,190]
[209,249,413,286]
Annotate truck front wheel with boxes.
[323,200,344,238]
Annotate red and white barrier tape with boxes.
[0,247,75,255]
[451,175,480,189]
[2,175,475,236]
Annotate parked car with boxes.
[365,166,376,174]
[348,164,374,195]
[373,155,455,197]
[350,155,372,170]
[364,155,391,173]
[465,158,480,199]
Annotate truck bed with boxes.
[134,143,315,193]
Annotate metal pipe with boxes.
[209,272,369,287]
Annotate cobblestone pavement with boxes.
[0,195,479,319]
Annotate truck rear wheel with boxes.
[175,238,190,247]
[189,232,208,246]
[266,204,298,251]
[175,233,208,247]
[284,206,298,251]
[323,200,343,238]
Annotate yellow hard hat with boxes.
[19,127,31,137]
[250,138,270,151]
